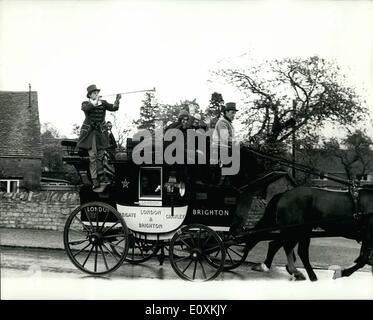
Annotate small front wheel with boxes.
[124,231,159,264]
[169,224,225,281]
[63,202,129,275]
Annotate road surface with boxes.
[1,241,372,300]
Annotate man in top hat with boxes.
[77,84,121,191]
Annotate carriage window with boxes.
[139,167,162,200]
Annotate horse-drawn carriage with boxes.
[61,137,373,281]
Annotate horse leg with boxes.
[284,239,306,281]
[337,242,368,278]
[252,240,283,272]
[297,237,317,281]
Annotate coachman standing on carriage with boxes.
[77,84,121,192]
[212,102,253,234]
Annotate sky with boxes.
[1,0,372,139]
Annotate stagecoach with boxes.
[61,136,297,281]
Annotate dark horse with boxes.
[249,186,373,281]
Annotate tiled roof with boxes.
[0,91,42,158]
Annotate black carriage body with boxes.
[74,158,238,230]
[110,161,238,229]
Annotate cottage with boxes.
[0,91,42,191]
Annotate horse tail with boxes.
[255,192,284,230]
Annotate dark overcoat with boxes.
[77,100,119,150]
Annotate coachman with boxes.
[77,84,121,191]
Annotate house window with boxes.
[0,179,20,193]
[356,174,368,181]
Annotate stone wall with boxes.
[0,191,79,231]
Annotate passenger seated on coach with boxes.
[105,121,118,160]
[191,113,207,131]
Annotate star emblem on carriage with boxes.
[121,179,130,189]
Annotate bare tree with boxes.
[323,130,373,181]
[109,113,133,151]
[215,56,367,147]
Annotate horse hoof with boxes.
[285,265,291,275]
[333,269,342,280]
[252,263,269,272]
[294,272,306,281]
[330,265,342,279]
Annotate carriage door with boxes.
[139,167,163,206]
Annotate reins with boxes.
[241,144,354,187]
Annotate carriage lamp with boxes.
[164,174,186,197]
[165,175,177,193]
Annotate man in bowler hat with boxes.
[213,102,253,234]
[213,102,238,148]
[77,84,121,191]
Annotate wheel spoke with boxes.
[203,245,222,255]
[99,244,109,270]
[179,237,192,250]
[102,221,120,235]
[192,260,198,280]
[94,245,98,272]
[69,239,89,246]
[101,233,127,239]
[227,246,244,258]
[197,229,201,248]
[73,242,91,258]
[82,245,94,267]
[189,232,197,248]
[109,241,126,252]
[198,260,207,279]
[109,243,122,259]
[115,236,126,247]
[226,249,234,265]
[96,209,99,230]
[175,256,189,263]
[99,211,110,233]
[84,209,95,229]
[202,233,212,248]
[101,242,119,262]
[73,215,92,234]
[181,259,193,274]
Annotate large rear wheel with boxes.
[63,202,129,275]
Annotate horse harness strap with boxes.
[349,181,363,220]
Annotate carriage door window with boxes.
[139,167,162,200]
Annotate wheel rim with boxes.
[169,224,225,281]
[124,231,159,264]
[64,202,129,275]
[206,233,249,270]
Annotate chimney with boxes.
[28,83,31,108]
